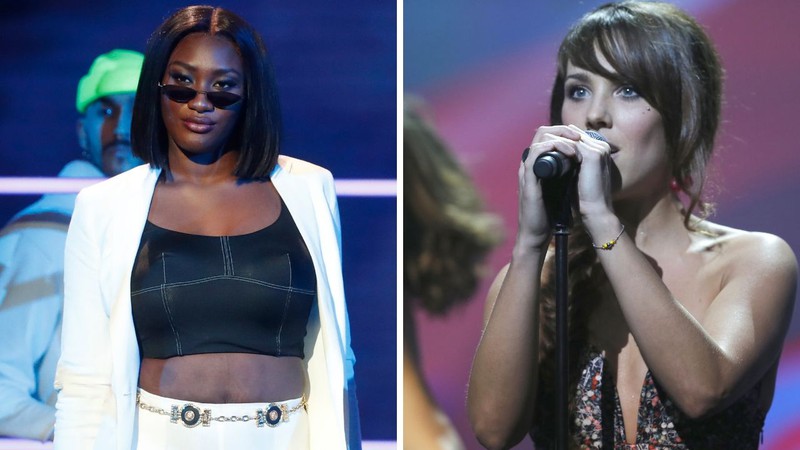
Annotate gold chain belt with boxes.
[136,392,307,428]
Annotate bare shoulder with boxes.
[695,220,798,283]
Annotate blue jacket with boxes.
[0,160,104,441]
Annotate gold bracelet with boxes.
[592,224,625,250]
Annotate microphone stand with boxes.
[541,170,577,450]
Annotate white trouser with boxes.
[134,388,309,450]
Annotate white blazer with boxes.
[54,156,358,450]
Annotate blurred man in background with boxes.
[0,49,143,440]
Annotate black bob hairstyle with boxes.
[131,5,281,179]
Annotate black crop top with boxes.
[130,200,316,359]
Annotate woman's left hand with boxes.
[567,125,614,219]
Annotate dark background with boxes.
[0,0,396,441]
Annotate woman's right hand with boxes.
[516,125,582,252]
[471,125,581,447]
[470,125,581,448]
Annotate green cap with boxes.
[76,49,144,113]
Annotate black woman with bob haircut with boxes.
[467,2,797,449]
[54,5,360,450]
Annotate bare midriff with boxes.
[138,353,305,403]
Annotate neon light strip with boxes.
[335,179,397,197]
[0,177,397,197]
[0,439,397,449]
[362,441,397,450]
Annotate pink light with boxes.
[0,177,396,198]
[0,177,103,194]
[335,179,397,197]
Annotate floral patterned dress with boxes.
[534,349,765,449]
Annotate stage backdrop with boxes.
[0,0,396,442]
[405,0,800,448]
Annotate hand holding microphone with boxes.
[520,129,609,229]
[521,130,607,179]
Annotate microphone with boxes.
[533,151,571,180]
[525,130,607,180]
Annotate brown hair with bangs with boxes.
[550,1,723,223]
[533,3,724,444]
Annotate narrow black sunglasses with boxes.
[158,83,242,108]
